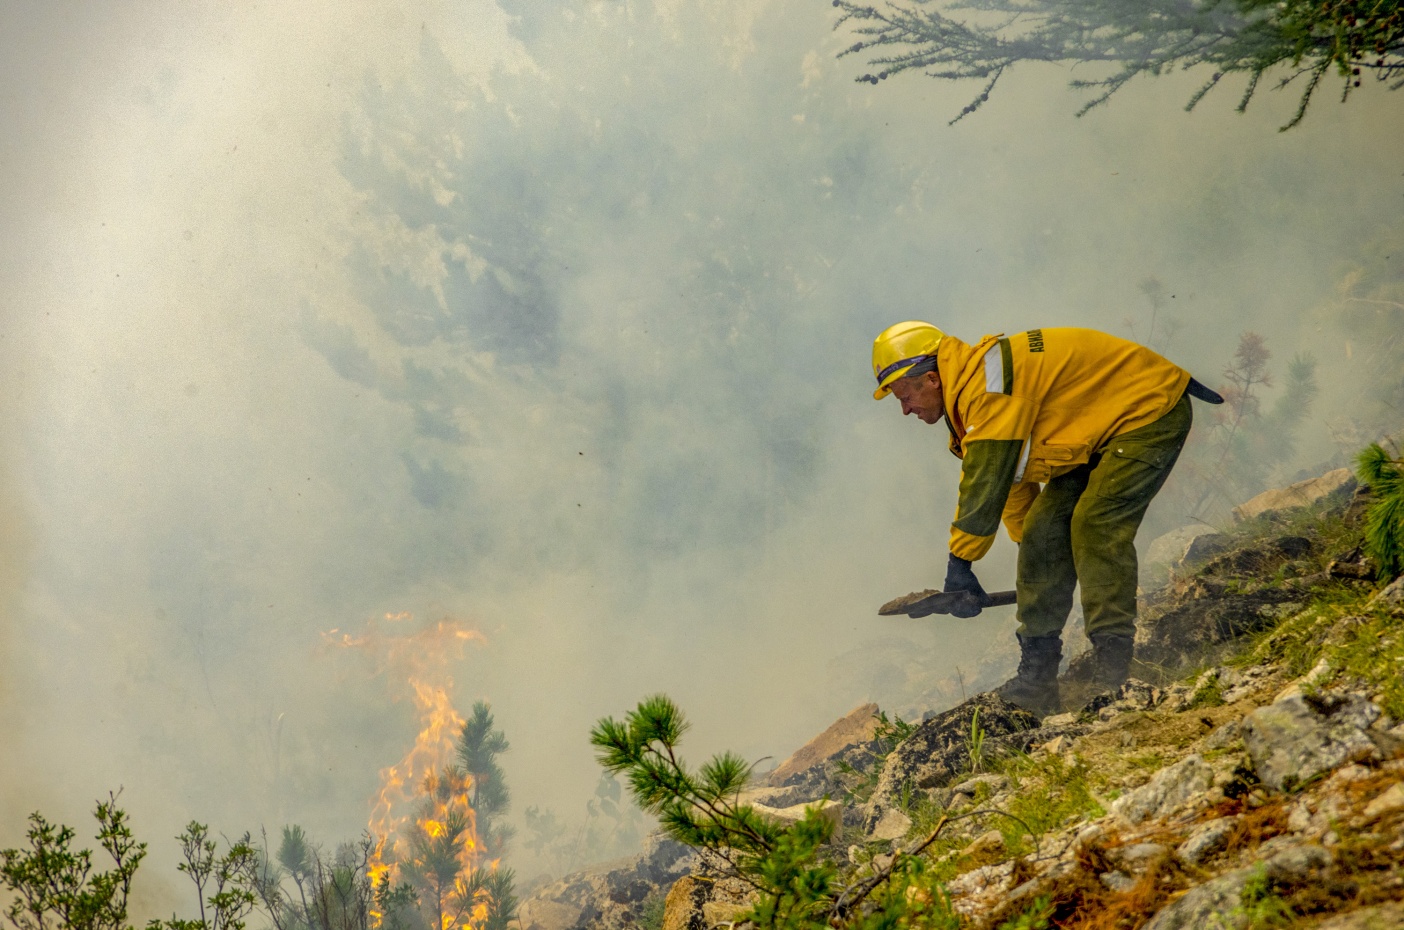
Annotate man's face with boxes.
[889,372,944,424]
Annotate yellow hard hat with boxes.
[872,321,944,399]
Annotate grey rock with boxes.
[944,860,1015,899]
[1287,800,1316,833]
[751,799,842,835]
[1117,678,1163,710]
[1368,574,1404,609]
[517,836,700,930]
[1133,585,1304,678]
[1100,870,1137,892]
[1113,843,1169,870]
[1262,843,1331,883]
[1363,782,1404,819]
[517,898,587,930]
[702,902,750,926]
[950,774,1011,797]
[1306,902,1404,929]
[866,807,912,843]
[1204,720,1242,751]
[1144,868,1251,930]
[1232,468,1356,523]
[866,693,1038,816]
[1179,532,1234,568]
[1111,754,1214,825]
[1175,817,1237,866]
[1144,523,1221,567]
[738,784,826,808]
[1242,693,1382,791]
[768,703,881,787]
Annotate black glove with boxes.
[944,553,987,618]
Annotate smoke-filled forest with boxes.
[1,0,1400,926]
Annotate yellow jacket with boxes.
[938,328,1190,561]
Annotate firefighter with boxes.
[872,322,1218,716]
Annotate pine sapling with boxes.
[1357,441,1404,580]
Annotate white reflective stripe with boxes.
[983,344,1003,393]
[1013,436,1032,483]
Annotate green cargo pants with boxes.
[1015,393,1192,640]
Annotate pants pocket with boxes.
[1094,445,1171,504]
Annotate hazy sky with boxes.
[2,0,1401,908]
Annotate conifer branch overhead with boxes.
[832,0,1404,129]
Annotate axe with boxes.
[878,588,1017,619]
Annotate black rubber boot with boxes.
[994,633,1062,718]
[1060,633,1136,711]
[1088,633,1135,691]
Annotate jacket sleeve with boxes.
[949,439,1024,560]
[947,391,1036,561]
[1001,481,1041,544]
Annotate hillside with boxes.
[517,466,1404,930]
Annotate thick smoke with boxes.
[1,0,1400,905]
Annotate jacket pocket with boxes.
[1040,442,1090,463]
[1026,441,1090,482]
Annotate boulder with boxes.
[517,836,700,930]
[750,799,842,836]
[949,774,1011,799]
[516,898,586,930]
[737,783,830,809]
[1145,843,1330,930]
[1180,532,1234,568]
[1175,816,1236,866]
[1363,782,1404,820]
[661,876,708,930]
[661,871,756,930]
[768,702,880,787]
[1144,523,1222,567]
[867,807,913,843]
[1110,754,1214,825]
[1143,868,1251,930]
[1241,693,1383,791]
[863,694,1038,834]
[1232,468,1356,523]
[702,902,750,926]
[960,829,1005,859]
[1306,902,1404,929]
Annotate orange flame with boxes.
[325,612,495,929]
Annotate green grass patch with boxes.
[994,754,1104,857]
[1230,589,1404,720]
[1235,863,1295,928]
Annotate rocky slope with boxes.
[516,469,1404,930]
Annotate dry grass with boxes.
[1219,797,1290,856]
[979,843,1191,930]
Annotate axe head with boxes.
[878,588,1017,618]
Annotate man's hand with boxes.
[944,553,988,618]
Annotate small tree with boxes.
[1358,441,1404,580]
[833,0,1404,129]
[1,799,262,930]
[591,695,975,930]
[455,702,514,859]
[159,824,259,930]
[0,794,144,930]
[248,827,416,930]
